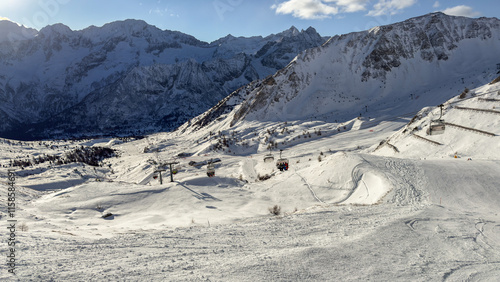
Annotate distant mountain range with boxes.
[178,13,500,136]
[2,13,500,141]
[0,19,327,140]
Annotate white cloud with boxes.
[149,7,175,17]
[433,1,440,8]
[367,0,417,16]
[330,0,370,13]
[271,0,371,20]
[272,0,339,20]
[442,5,481,17]
[271,0,418,19]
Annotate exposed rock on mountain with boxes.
[179,13,500,135]
[0,20,326,139]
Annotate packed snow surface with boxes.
[1,80,499,280]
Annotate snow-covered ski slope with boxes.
[1,77,500,280]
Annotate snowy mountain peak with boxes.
[0,20,327,140]
[98,19,155,35]
[179,13,500,137]
[283,25,300,36]
[39,23,73,37]
[0,20,37,42]
[304,26,318,35]
[274,25,319,39]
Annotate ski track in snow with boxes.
[295,172,325,204]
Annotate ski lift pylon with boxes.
[427,104,446,135]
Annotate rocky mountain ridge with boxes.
[178,13,500,136]
[0,20,327,139]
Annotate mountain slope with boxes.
[0,20,327,139]
[179,13,500,141]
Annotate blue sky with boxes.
[1,0,499,42]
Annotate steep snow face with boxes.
[219,13,500,127]
[0,20,326,139]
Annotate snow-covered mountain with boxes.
[0,20,326,139]
[180,13,500,138]
[2,12,500,281]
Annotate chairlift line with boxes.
[341,87,500,133]
[200,87,500,178]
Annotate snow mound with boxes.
[340,171,389,205]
